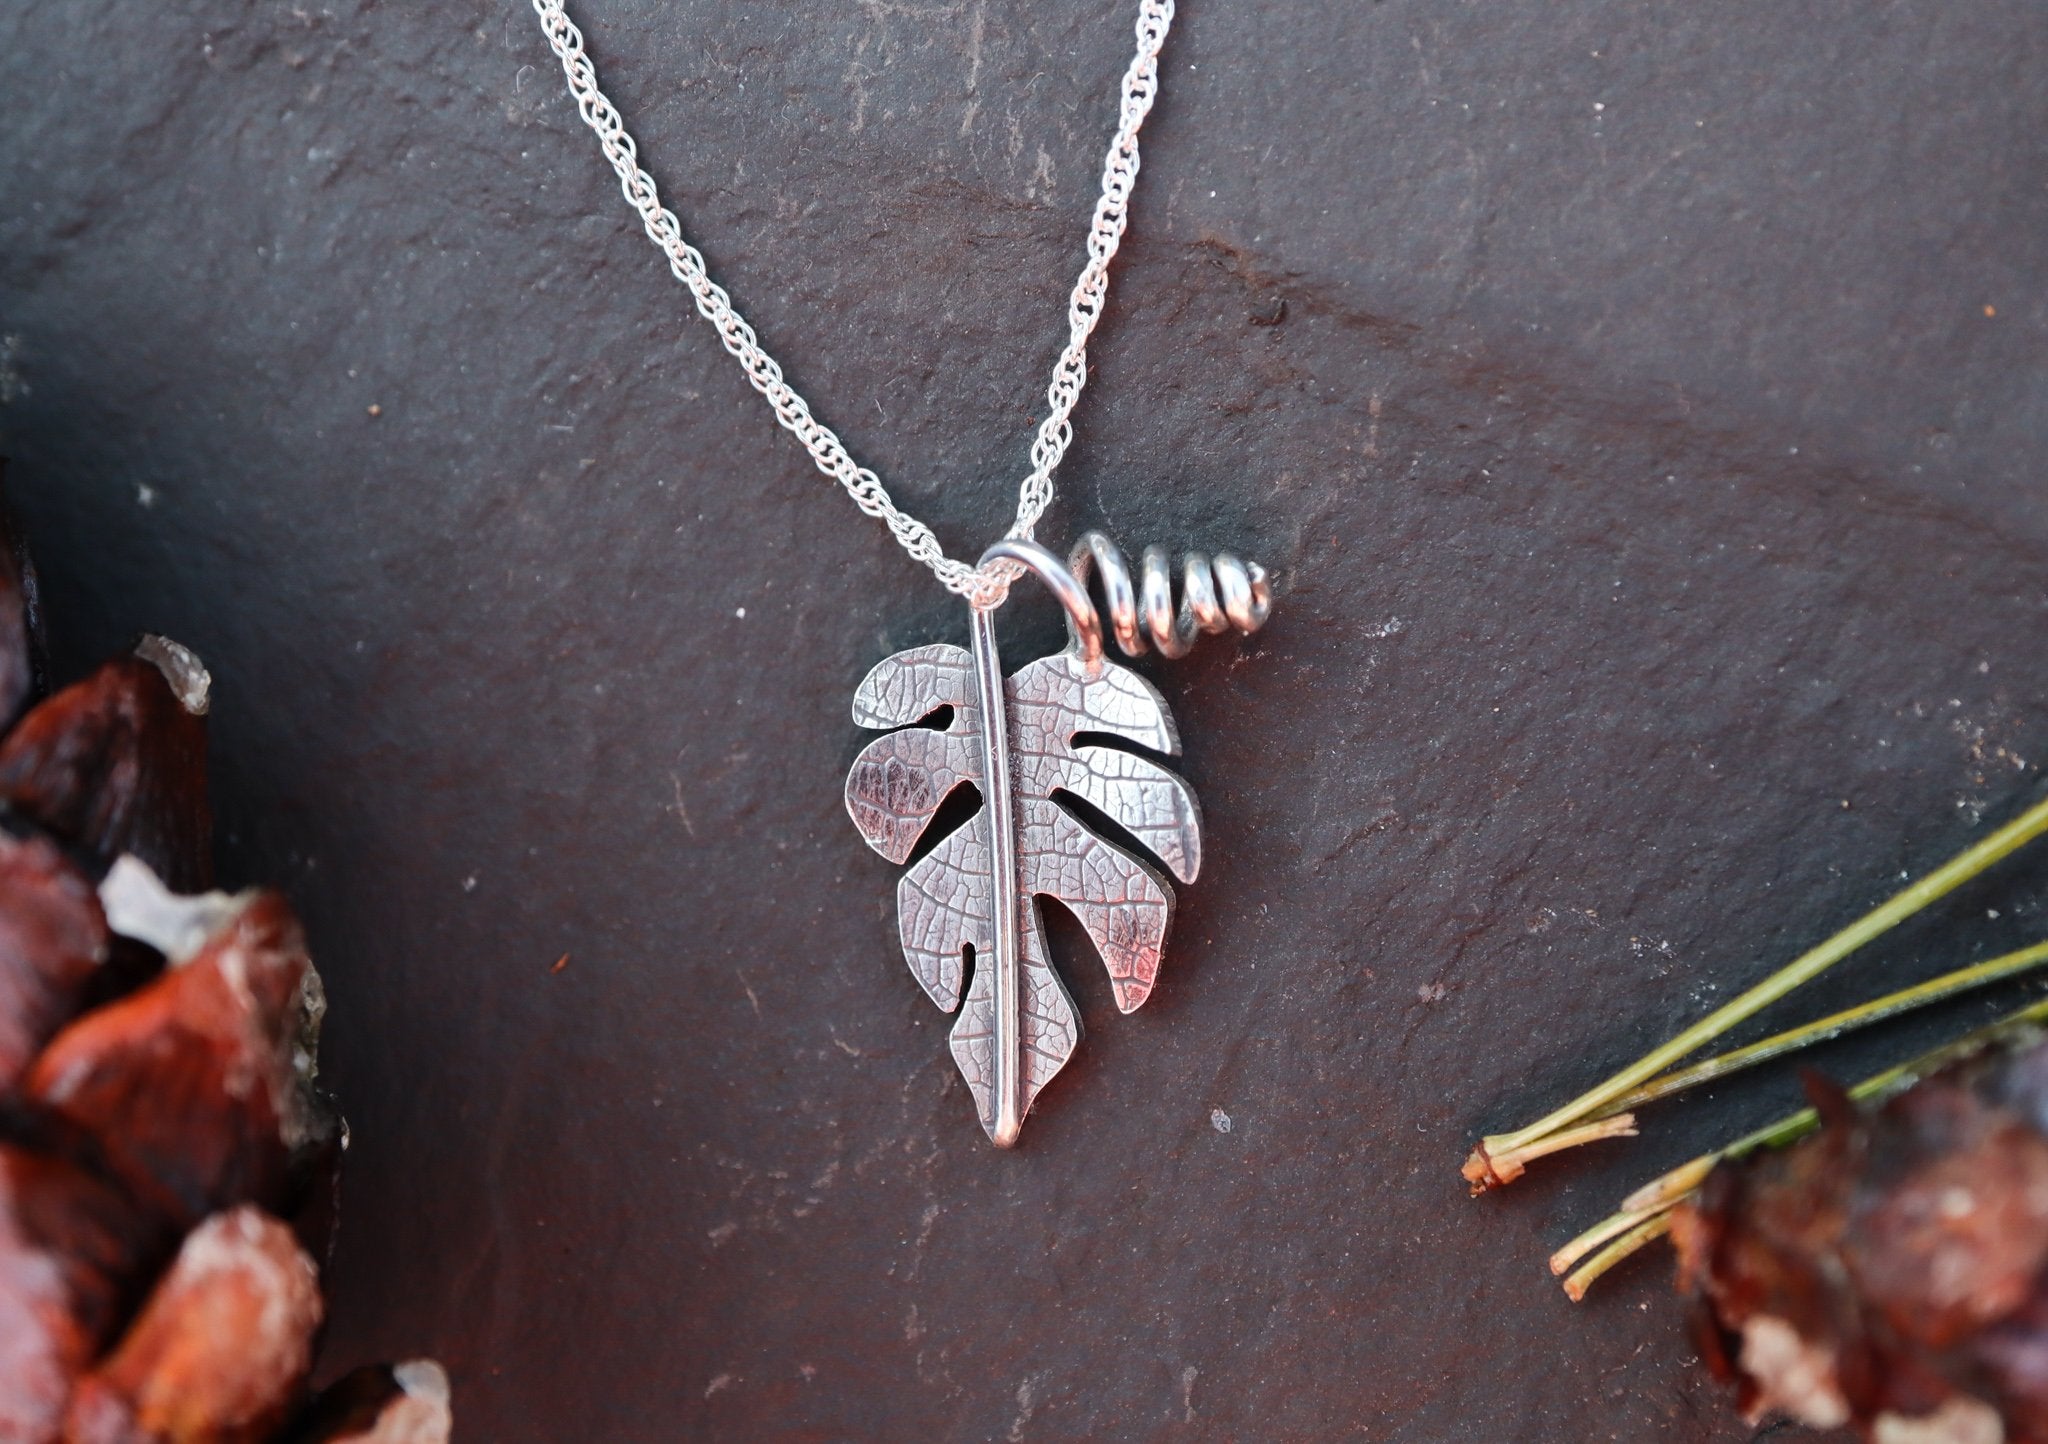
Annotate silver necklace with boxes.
[533,0,1272,1145]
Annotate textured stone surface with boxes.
[3,1,2046,1439]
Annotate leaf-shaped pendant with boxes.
[845,535,1269,1145]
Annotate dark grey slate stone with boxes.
[4,2,2045,1439]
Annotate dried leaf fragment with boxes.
[0,827,108,1088]
[0,642,212,893]
[63,1206,322,1444]
[0,1144,161,1444]
[25,891,331,1227]
[1677,1038,2048,1440]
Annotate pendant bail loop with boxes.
[978,538,1106,669]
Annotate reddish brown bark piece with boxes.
[1675,1038,2048,1441]
[0,641,212,893]
[0,1144,162,1444]
[0,828,108,1088]
[62,1206,322,1444]
[284,1363,451,1444]
[25,892,328,1228]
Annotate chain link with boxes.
[530,0,1175,609]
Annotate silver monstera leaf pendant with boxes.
[844,534,1270,1145]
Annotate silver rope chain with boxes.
[530,0,1175,609]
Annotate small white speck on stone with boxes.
[736,606,746,619]
[462,875,478,893]
[136,484,157,507]
[1210,1108,1232,1134]
[1593,101,1605,112]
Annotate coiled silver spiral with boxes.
[981,531,1273,670]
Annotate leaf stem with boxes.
[968,606,1025,1148]
[1550,1201,1672,1277]
[1465,793,2048,1190]
[1475,1114,1641,1188]
[1562,1212,1674,1302]
[1587,939,2048,1120]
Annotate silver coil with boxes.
[1068,531,1272,662]
[980,532,1272,670]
